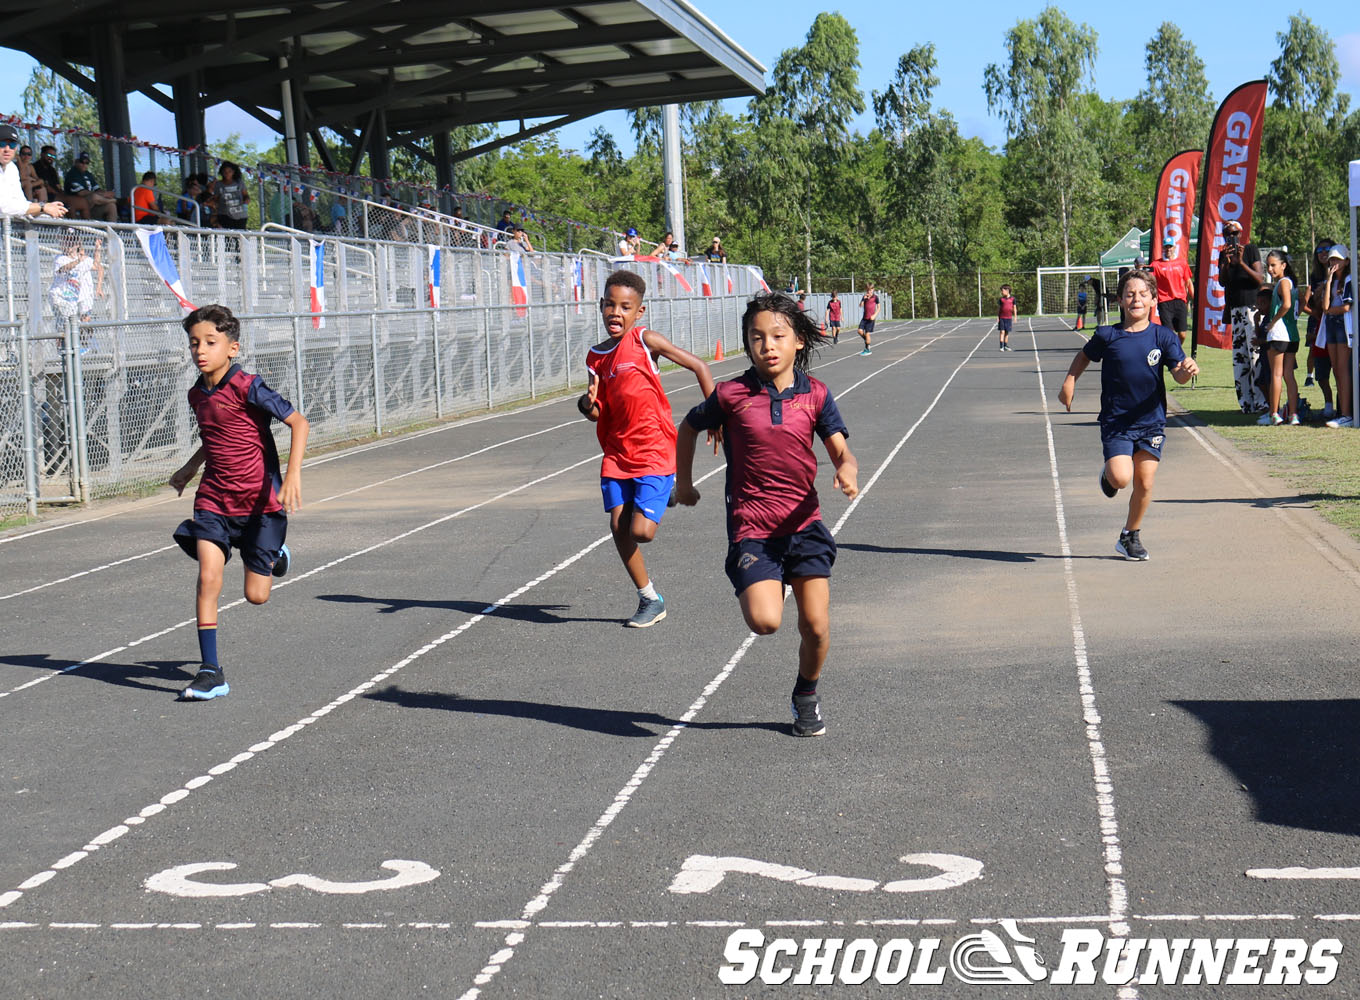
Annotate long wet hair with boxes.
[740,292,830,370]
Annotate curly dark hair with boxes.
[603,269,646,298]
[182,303,241,342]
[740,292,829,370]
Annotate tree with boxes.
[1133,23,1215,156]
[984,7,1099,274]
[1265,13,1351,259]
[873,43,961,316]
[21,65,103,177]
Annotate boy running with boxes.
[580,270,715,627]
[169,304,309,700]
[858,284,879,355]
[675,293,859,737]
[825,291,842,345]
[998,284,1016,350]
[1058,269,1197,561]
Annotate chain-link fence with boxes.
[1,215,771,522]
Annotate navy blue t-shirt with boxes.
[1082,323,1185,435]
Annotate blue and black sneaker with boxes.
[272,543,291,578]
[625,594,666,628]
[182,664,229,701]
[791,692,826,737]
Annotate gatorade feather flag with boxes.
[699,262,713,297]
[427,245,441,308]
[1192,79,1267,351]
[572,259,585,313]
[308,239,326,329]
[510,253,529,317]
[660,258,693,293]
[133,227,194,310]
[746,266,770,292]
[1150,149,1202,268]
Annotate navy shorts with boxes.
[998,318,1013,333]
[1102,429,1164,462]
[724,520,836,595]
[859,318,875,334]
[174,509,288,576]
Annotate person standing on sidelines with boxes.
[997,284,1016,351]
[674,293,858,737]
[1150,236,1194,346]
[1301,241,1337,418]
[1058,269,1198,561]
[857,283,879,355]
[0,124,67,219]
[1318,247,1354,428]
[579,270,715,628]
[1218,219,1267,413]
[1260,250,1300,425]
[825,291,842,345]
[1075,281,1089,330]
[168,304,309,701]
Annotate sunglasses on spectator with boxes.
[0,141,19,150]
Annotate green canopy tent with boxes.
[1100,222,1201,268]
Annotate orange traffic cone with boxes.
[715,341,724,362]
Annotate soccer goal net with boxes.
[1035,266,1122,317]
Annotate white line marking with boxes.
[1027,319,1133,951]
[455,322,992,1000]
[1248,867,1360,880]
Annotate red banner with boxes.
[1192,80,1268,350]
[1151,149,1202,270]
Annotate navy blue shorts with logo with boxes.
[1101,428,1165,462]
[724,519,837,595]
[174,509,288,576]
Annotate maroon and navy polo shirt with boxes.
[188,364,295,517]
[685,367,848,543]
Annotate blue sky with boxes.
[3,2,1358,160]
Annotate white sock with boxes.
[638,582,658,601]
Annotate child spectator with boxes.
[1259,252,1300,425]
[674,293,858,737]
[1076,281,1089,330]
[797,292,807,313]
[168,304,310,700]
[579,271,715,627]
[858,283,879,355]
[1058,269,1198,561]
[1318,247,1354,428]
[825,291,842,345]
[132,171,166,224]
[998,284,1016,350]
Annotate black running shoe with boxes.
[1099,468,1118,498]
[1116,529,1149,561]
[791,693,826,737]
[182,664,229,700]
[272,543,291,578]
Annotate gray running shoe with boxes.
[625,594,666,628]
[791,692,826,737]
[1116,529,1149,561]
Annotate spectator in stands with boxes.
[511,225,535,254]
[496,209,515,233]
[704,237,726,263]
[47,231,104,329]
[132,171,171,224]
[63,151,117,222]
[667,241,686,262]
[213,161,249,230]
[1150,236,1193,345]
[175,177,204,224]
[16,145,48,203]
[33,146,63,203]
[653,231,675,256]
[0,125,67,219]
[1218,218,1267,413]
[618,227,641,257]
[1301,240,1336,418]
[292,191,318,233]
[450,204,475,247]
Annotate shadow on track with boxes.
[1172,698,1360,836]
[365,685,788,738]
[838,542,1105,562]
[317,594,618,624]
[0,653,194,693]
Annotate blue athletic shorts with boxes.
[174,509,288,576]
[724,520,836,595]
[1102,430,1164,462]
[998,318,1013,333]
[601,474,675,524]
[859,318,876,333]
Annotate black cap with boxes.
[76,151,91,162]
[0,123,19,144]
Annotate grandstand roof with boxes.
[2,1,765,157]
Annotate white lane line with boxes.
[0,545,179,602]
[1248,867,1360,880]
[0,451,599,701]
[1028,318,1133,959]
[7,911,1349,934]
[455,323,995,1000]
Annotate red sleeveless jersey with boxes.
[586,326,676,479]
